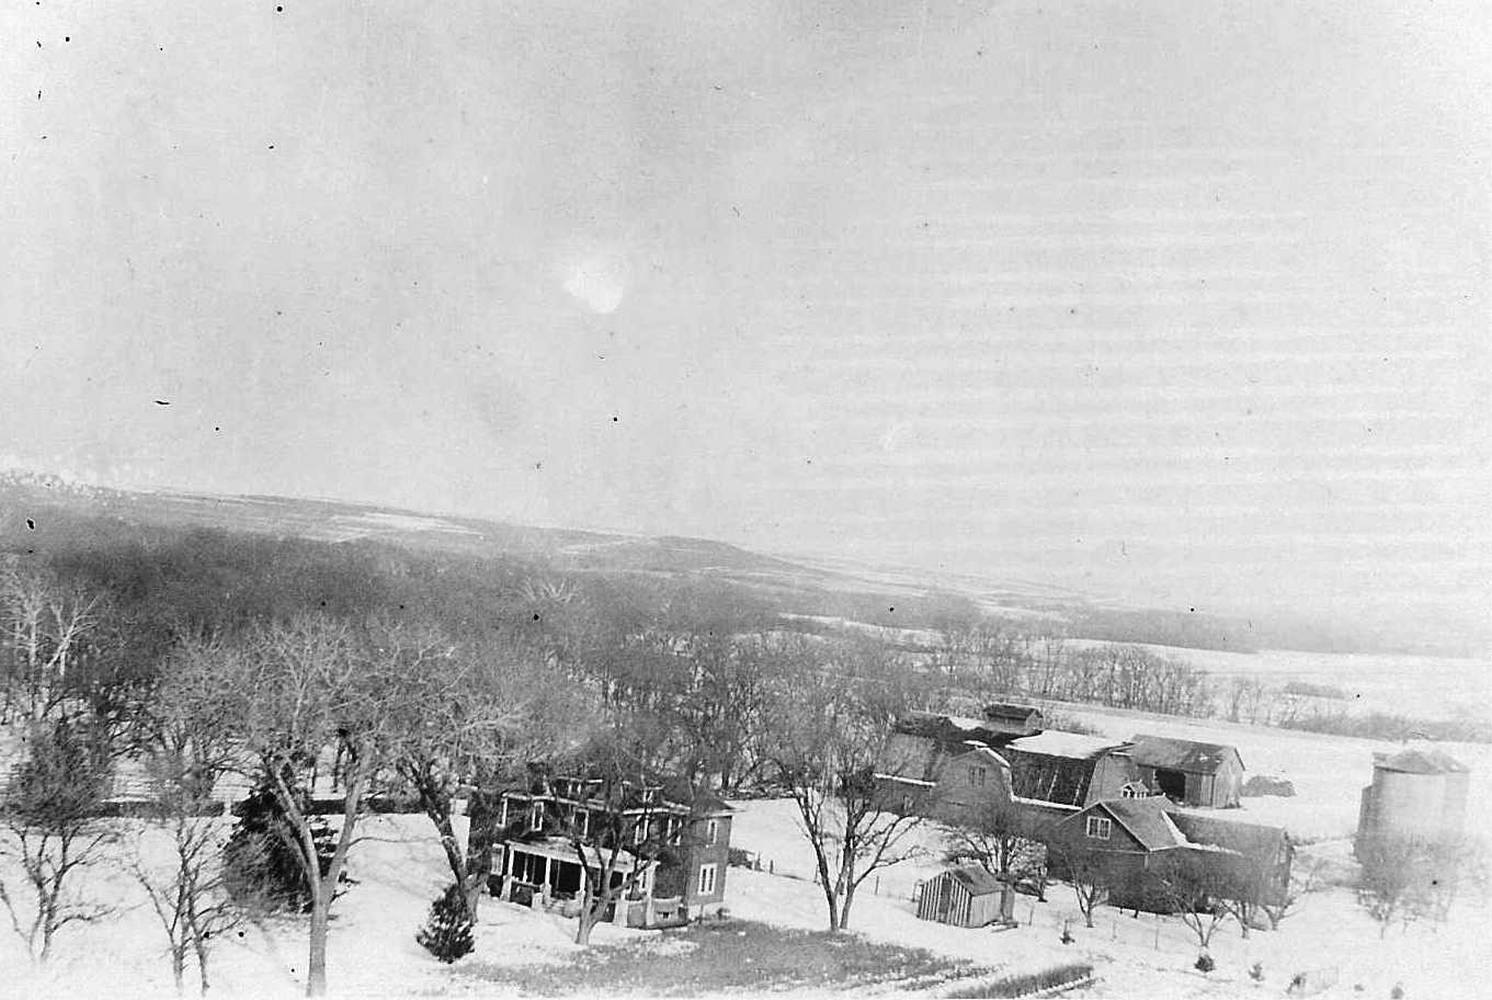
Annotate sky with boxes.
[2,1,1489,649]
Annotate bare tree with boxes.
[387,628,587,920]
[1150,852,1231,951]
[130,750,245,996]
[0,566,103,723]
[170,615,403,997]
[766,643,925,932]
[1356,834,1455,939]
[942,800,1047,899]
[0,718,114,962]
[1255,854,1325,931]
[1050,846,1111,928]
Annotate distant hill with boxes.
[0,470,1389,655]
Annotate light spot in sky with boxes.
[561,250,629,315]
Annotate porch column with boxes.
[500,847,514,902]
[539,855,552,904]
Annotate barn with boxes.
[1128,734,1244,808]
[916,867,1013,928]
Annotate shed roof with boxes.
[1373,748,1468,775]
[1129,735,1242,774]
[944,866,1005,896]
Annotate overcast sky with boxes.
[3,1,1488,647]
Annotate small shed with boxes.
[982,702,1045,736]
[916,867,1013,928]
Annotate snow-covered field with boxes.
[727,798,1491,999]
[1064,641,1492,721]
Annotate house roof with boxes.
[984,703,1042,722]
[1168,811,1288,860]
[1373,748,1469,775]
[945,866,1006,896]
[1129,735,1242,774]
[1098,798,1188,851]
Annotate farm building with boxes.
[916,866,1015,927]
[1046,797,1292,913]
[1356,747,1469,852]
[876,713,1142,830]
[982,702,1044,736]
[1128,734,1244,808]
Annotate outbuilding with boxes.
[1128,734,1244,808]
[916,866,1014,928]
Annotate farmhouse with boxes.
[1128,734,1244,808]
[492,771,732,928]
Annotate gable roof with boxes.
[984,703,1043,723]
[1373,748,1468,775]
[946,866,1005,896]
[1129,734,1243,774]
[1098,797,1188,851]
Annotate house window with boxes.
[499,797,509,828]
[1085,816,1112,840]
[706,818,719,846]
[697,863,718,896]
[575,810,589,837]
[633,818,648,845]
[969,766,987,787]
[901,793,915,813]
[529,802,543,833]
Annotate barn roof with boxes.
[1129,735,1242,774]
[984,703,1043,722]
[1373,748,1469,775]
[895,711,1008,747]
[945,866,1005,896]
[1168,811,1287,860]
[1000,747,1099,808]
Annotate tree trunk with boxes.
[464,790,499,918]
[194,932,211,994]
[306,889,330,998]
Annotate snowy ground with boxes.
[3,708,1490,997]
[726,799,1492,999]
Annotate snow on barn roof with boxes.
[1373,748,1469,775]
[1129,734,1242,774]
[1004,731,1132,759]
